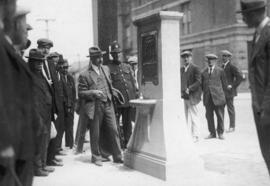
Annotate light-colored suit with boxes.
[78,64,122,161]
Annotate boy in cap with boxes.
[237,0,270,174]
[180,50,202,142]
[201,54,228,140]
[220,50,243,133]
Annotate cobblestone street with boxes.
[33,93,270,186]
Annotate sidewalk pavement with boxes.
[33,93,270,186]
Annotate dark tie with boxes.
[209,67,212,76]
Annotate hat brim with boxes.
[236,4,266,13]
[86,51,106,57]
[25,56,46,60]
[110,49,122,53]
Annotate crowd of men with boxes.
[181,0,270,175]
[1,0,270,185]
[180,50,242,142]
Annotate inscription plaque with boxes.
[141,30,158,85]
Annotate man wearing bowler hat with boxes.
[220,50,243,133]
[237,0,270,174]
[78,46,123,166]
[180,50,202,142]
[107,41,137,148]
[201,54,228,140]
[27,49,54,177]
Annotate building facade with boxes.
[95,0,270,91]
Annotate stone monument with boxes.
[124,11,204,181]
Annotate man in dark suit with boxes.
[180,51,202,142]
[59,59,76,149]
[107,41,137,148]
[0,4,35,185]
[202,54,228,140]
[27,49,54,177]
[37,39,64,166]
[78,46,123,166]
[238,0,270,174]
[220,50,243,132]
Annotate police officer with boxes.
[107,41,137,148]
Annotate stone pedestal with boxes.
[124,11,203,181]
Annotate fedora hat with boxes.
[236,0,266,13]
[25,49,46,61]
[87,46,106,57]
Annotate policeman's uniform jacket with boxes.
[107,60,137,107]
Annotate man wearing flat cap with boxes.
[180,50,202,142]
[107,41,137,149]
[237,0,270,174]
[78,46,123,166]
[220,50,243,133]
[201,54,228,140]
[37,38,64,166]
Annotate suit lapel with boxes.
[250,21,270,65]
[88,67,98,85]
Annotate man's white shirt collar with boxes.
[92,64,100,75]
[255,16,270,42]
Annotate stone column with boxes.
[124,11,203,182]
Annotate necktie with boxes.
[209,67,212,76]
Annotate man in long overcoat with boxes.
[238,0,270,174]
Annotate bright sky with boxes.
[17,0,93,65]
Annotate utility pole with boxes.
[36,18,55,39]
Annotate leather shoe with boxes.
[35,169,49,177]
[56,151,67,156]
[205,134,216,139]
[226,127,235,133]
[218,134,225,140]
[92,160,103,167]
[47,160,64,167]
[54,157,63,162]
[113,158,123,164]
[101,157,111,162]
[43,166,55,172]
